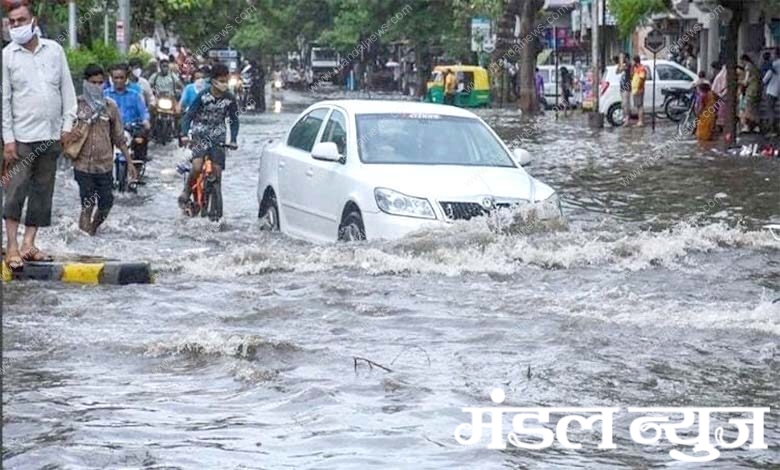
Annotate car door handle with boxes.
[278,160,286,169]
[306,168,314,177]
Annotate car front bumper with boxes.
[361,201,565,241]
[362,211,446,241]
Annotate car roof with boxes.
[313,99,479,118]
[605,59,688,71]
[433,65,486,73]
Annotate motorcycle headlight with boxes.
[158,98,173,110]
[229,77,239,87]
[274,80,283,88]
[375,188,436,220]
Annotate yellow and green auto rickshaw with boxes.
[425,65,492,108]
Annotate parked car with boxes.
[599,59,697,126]
[257,100,564,243]
[537,65,581,109]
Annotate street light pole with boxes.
[104,1,110,45]
[118,0,130,54]
[68,0,77,48]
[589,0,603,128]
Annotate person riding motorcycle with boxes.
[128,57,156,108]
[149,58,183,133]
[177,63,240,209]
[104,64,150,136]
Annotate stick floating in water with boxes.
[353,356,393,373]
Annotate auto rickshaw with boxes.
[425,65,491,108]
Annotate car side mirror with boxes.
[512,148,532,166]
[311,142,342,162]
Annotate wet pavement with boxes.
[3,89,779,469]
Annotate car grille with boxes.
[439,201,522,221]
[439,202,486,220]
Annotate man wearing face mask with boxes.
[149,58,182,138]
[179,66,210,113]
[178,63,239,210]
[2,0,78,269]
[74,64,135,235]
[149,58,183,100]
[128,57,155,108]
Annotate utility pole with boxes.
[104,1,110,45]
[117,0,130,55]
[600,0,606,74]
[68,0,77,48]
[588,0,603,128]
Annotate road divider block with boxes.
[2,260,152,285]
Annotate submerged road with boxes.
[3,91,779,468]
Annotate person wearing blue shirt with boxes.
[180,66,210,112]
[102,76,142,96]
[104,64,150,130]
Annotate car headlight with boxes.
[535,192,563,219]
[158,98,173,110]
[375,188,436,219]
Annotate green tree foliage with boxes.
[65,46,99,80]
[608,0,670,38]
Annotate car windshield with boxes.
[313,49,337,61]
[356,114,515,167]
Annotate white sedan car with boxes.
[599,59,697,126]
[257,100,564,242]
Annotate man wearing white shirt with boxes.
[763,48,780,135]
[2,1,78,268]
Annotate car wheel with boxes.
[338,210,366,242]
[607,103,624,127]
[259,193,280,231]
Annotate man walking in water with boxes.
[2,0,78,268]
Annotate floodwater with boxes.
[3,90,779,469]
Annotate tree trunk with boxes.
[517,0,544,113]
[722,2,743,144]
[494,2,517,106]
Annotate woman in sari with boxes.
[695,82,717,142]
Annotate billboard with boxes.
[471,16,496,52]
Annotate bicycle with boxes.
[176,141,236,222]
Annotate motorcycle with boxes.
[153,96,177,145]
[285,68,305,90]
[176,142,237,222]
[662,87,694,122]
[114,122,148,193]
[240,66,255,110]
[676,95,698,137]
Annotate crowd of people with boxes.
[1,2,245,269]
[695,50,780,141]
